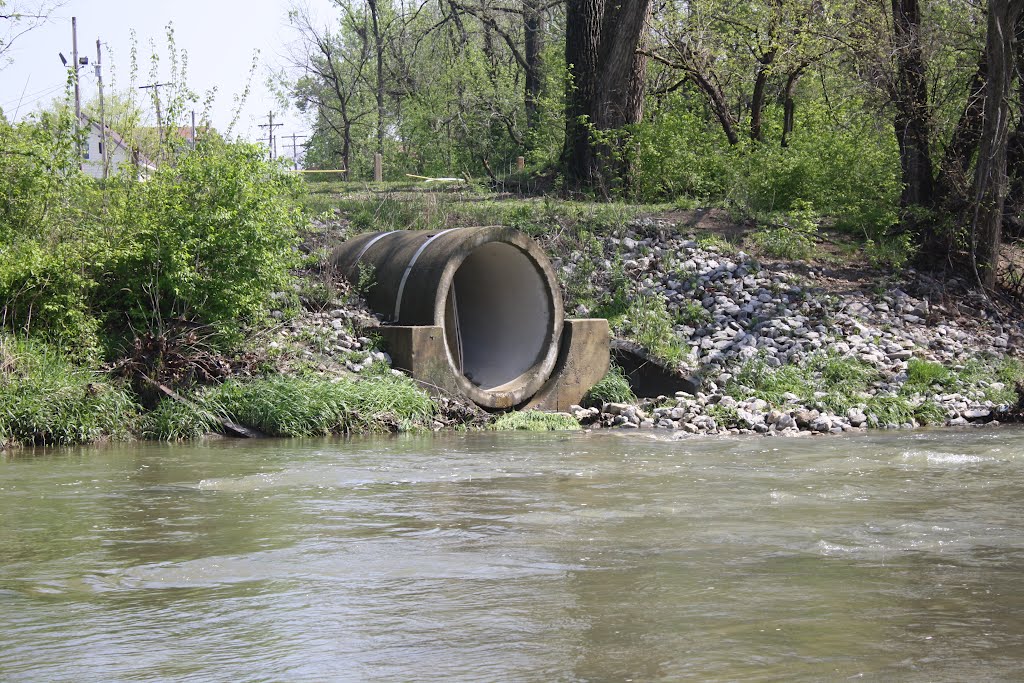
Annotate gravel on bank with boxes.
[293,214,1023,437]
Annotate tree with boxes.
[647,0,834,149]
[287,2,375,177]
[0,1,59,69]
[562,0,653,193]
[890,0,935,211]
[971,0,1024,287]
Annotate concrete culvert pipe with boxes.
[331,227,564,408]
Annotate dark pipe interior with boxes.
[443,242,552,390]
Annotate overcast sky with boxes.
[0,0,336,148]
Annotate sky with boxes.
[0,0,336,150]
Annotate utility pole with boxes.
[190,110,197,149]
[96,38,108,179]
[258,111,283,160]
[286,133,307,169]
[71,17,81,123]
[139,82,171,144]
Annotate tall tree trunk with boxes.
[563,0,603,188]
[972,0,1023,288]
[524,0,545,140]
[891,0,935,212]
[562,0,652,193]
[750,49,777,142]
[1006,13,1024,234]
[780,66,806,148]
[367,0,386,156]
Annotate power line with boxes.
[258,111,283,159]
[285,133,307,168]
[139,81,171,143]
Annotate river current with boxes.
[2,428,1024,681]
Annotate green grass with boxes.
[695,233,735,253]
[901,356,1023,406]
[615,294,690,366]
[583,364,636,407]
[184,371,436,437]
[903,358,953,392]
[674,301,712,326]
[298,180,672,238]
[727,352,879,414]
[864,396,914,426]
[490,410,580,431]
[0,337,140,448]
[144,397,222,441]
[913,400,948,426]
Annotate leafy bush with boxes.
[0,112,102,354]
[99,140,304,346]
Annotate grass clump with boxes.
[864,396,914,427]
[204,372,434,437]
[490,410,580,431]
[583,364,636,407]
[727,352,879,414]
[695,233,735,253]
[617,294,690,366]
[144,398,223,441]
[674,301,712,326]
[904,358,953,392]
[0,338,139,447]
[749,201,818,260]
[913,400,948,426]
[727,358,810,405]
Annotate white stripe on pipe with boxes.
[352,230,399,265]
[394,228,458,321]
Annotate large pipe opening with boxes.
[443,242,553,391]
[330,227,565,408]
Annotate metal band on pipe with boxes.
[394,229,458,320]
[352,230,399,265]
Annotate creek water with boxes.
[2,428,1024,681]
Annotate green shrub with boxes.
[490,410,580,431]
[0,112,103,354]
[99,140,304,346]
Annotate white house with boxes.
[79,116,156,180]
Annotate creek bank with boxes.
[279,213,1024,438]
[543,217,1024,436]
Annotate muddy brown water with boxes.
[3,429,1024,681]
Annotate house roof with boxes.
[79,114,157,170]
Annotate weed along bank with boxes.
[331,227,610,411]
